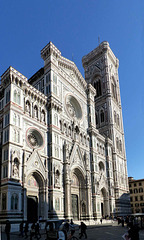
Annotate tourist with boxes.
[127,223,140,240]
[35,221,41,239]
[79,222,87,239]
[70,219,75,236]
[121,217,124,227]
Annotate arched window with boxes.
[63,123,67,134]
[14,90,17,102]
[114,111,117,123]
[13,130,20,143]
[117,114,120,127]
[68,126,71,136]
[100,110,104,123]
[134,189,138,194]
[17,92,20,105]
[96,112,99,125]
[11,194,18,210]
[2,193,7,210]
[13,129,16,142]
[17,115,20,126]
[54,113,58,126]
[60,121,62,131]
[111,78,117,101]
[13,113,17,125]
[11,195,14,209]
[6,90,10,104]
[116,137,119,150]
[119,140,122,152]
[94,79,102,97]
[15,195,18,209]
[99,161,104,171]
[14,90,20,105]
[55,198,60,211]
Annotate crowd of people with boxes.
[5,220,41,240]
[4,215,142,240]
[117,216,140,240]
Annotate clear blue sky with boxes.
[0,0,144,179]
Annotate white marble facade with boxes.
[0,41,131,223]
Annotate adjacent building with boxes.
[0,41,131,223]
[129,177,144,214]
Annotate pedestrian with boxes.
[35,221,41,239]
[46,222,58,240]
[24,221,29,238]
[127,223,140,240]
[5,220,11,240]
[125,216,129,228]
[62,220,70,239]
[121,217,124,227]
[70,219,74,225]
[79,222,87,239]
[100,218,102,224]
[30,222,35,240]
[118,217,121,225]
[19,221,24,237]
[70,219,75,236]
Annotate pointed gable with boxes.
[26,150,46,175]
[70,142,86,175]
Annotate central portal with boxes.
[71,169,87,220]
[71,194,78,220]
[27,196,38,222]
[26,173,45,222]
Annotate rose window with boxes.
[26,128,44,149]
[66,94,82,120]
[28,133,38,147]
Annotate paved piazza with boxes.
[1,223,144,240]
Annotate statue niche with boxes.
[13,158,19,178]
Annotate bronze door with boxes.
[72,194,78,220]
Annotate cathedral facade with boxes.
[0,41,131,223]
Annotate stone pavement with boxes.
[1,222,144,240]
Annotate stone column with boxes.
[23,188,27,220]
[85,153,93,220]
[104,198,110,216]
[44,181,48,220]
[64,142,71,219]
[86,173,93,220]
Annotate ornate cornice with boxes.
[47,96,62,112]
[41,41,61,61]
[1,66,47,105]
[58,56,87,90]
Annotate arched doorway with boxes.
[71,169,86,220]
[100,188,107,218]
[26,172,45,222]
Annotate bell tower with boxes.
[82,42,130,216]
